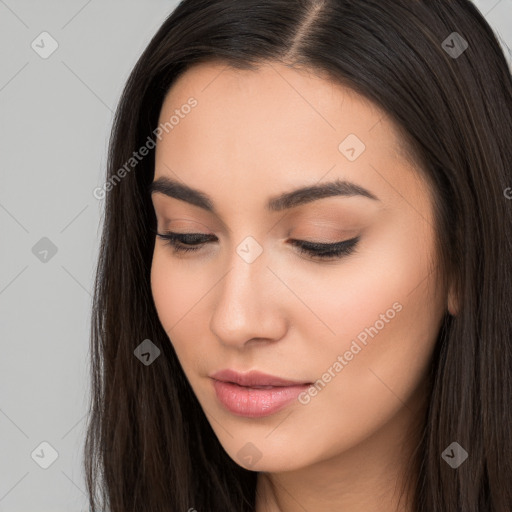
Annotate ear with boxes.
[447,279,459,316]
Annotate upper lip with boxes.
[210,369,311,387]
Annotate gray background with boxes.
[0,1,510,510]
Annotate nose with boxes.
[209,240,288,350]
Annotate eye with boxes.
[288,236,360,260]
[155,231,216,254]
[155,231,360,260]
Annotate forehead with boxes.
[153,61,428,219]
[159,60,390,137]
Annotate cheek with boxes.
[289,282,440,469]
[334,233,439,370]
[150,248,208,359]
[290,230,442,436]
[283,221,439,363]
[151,250,184,328]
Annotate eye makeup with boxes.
[154,230,360,261]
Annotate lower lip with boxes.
[212,379,310,418]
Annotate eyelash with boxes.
[155,231,360,260]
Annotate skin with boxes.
[150,61,458,512]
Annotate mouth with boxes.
[209,369,312,418]
[210,369,312,387]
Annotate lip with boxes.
[210,369,312,418]
[210,369,311,387]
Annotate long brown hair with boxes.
[84,1,512,510]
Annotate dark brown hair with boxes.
[84,0,512,510]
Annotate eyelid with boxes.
[154,229,360,261]
[153,215,215,232]
[153,228,355,245]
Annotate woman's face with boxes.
[150,61,455,472]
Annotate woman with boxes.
[84,1,512,510]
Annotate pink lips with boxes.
[210,369,311,418]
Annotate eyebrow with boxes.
[148,175,379,213]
